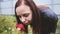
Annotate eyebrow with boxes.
[17,13,30,17]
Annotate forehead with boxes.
[16,5,32,14]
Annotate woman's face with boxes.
[16,4,32,25]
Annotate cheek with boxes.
[27,14,32,21]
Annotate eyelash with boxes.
[17,15,21,18]
[23,14,29,17]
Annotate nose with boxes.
[20,17,25,23]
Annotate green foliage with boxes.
[0,15,20,34]
[0,15,6,33]
[56,18,60,34]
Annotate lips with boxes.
[20,21,29,25]
[22,21,28,24]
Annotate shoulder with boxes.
[37,5,58,20]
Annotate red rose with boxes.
[16,23,25,31]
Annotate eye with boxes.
[23,13,29,17]
[17,15,21,18]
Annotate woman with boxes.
[15,0,58,34]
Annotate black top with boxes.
[39,8,58,34]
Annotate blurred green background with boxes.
[0,15,60,34]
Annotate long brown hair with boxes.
[15,0,41,34]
